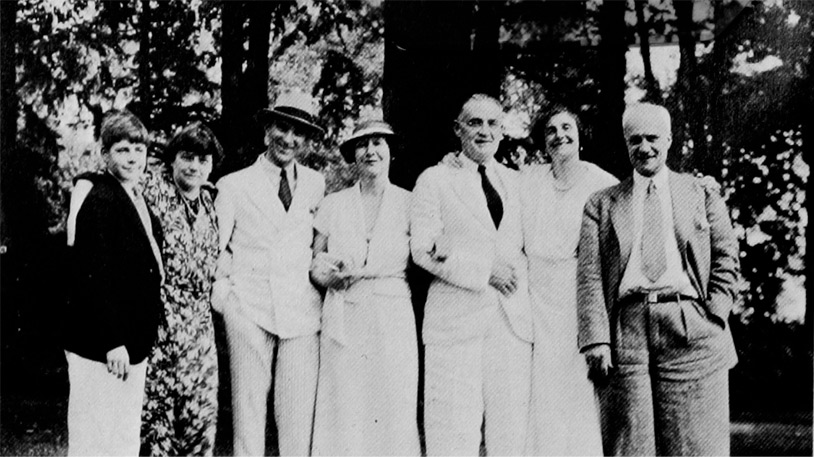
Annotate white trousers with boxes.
[224,308,320,456]
[65,351,147,457]
[424,308,532,456]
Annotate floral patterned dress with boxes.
[140,165,220,456]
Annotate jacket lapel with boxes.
[102,174,161,271]
[288,162,317,216]
[248,159,286,230]
[448,166,497,234]
[669,171,706,297]
[669,171,693,259]
[610,177,634,274]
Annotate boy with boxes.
[64,110,164,456]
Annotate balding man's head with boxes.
[622,103,673,177]
[454,94,504,164]
[622,103,671,137]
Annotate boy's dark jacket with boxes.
[65,172,164,364]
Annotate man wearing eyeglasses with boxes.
[410,93,533,456]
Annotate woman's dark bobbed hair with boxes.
[163,122,224,167]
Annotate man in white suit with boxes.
[410,94,533,456]
[212,89,326,456]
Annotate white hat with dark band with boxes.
[339,119,395,163]
[256,88,325,136]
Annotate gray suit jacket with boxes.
[576,170,739,372]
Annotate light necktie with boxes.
[641,179,667,282]
[279,168,292,211]
[132,190,164,279]
[478,164,503,229]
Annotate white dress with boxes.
[521,162,618,456]
[311,183,421,456]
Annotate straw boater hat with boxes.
[256,88,325,136]
[339,119,395,163]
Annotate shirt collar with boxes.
[259,154,297,178]
[458,152,496,173]
[106,169,141,200]
[633,166,669,191]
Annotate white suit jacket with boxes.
[214,156,325,338]
[410,161,533,345]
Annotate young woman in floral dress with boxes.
[139,122,223,456]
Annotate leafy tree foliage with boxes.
[702,2,808,326]
[15,0,219,233]
[134,0,220,132]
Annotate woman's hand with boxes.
[325,268,356,290]
[311,252,357,290]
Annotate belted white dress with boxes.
[521,162,618,456]
[311,183,420,456]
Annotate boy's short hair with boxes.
[100,110,149,153]
[163,122,224,167]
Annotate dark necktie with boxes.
[478,164,503,229]
[279,168,292,211]
[641,179,667,282]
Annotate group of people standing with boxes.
[62,87,740,457]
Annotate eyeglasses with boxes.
[457,118,502,130]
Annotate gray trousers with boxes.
[599,297,732,456]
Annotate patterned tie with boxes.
[641,179,667,282]
[478,164,503,229]
[279,168,292,211]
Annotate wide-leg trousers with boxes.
[424,308,532,456]
[599,298,733,456]
[224,307,320,456]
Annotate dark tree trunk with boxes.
[383,0,475,190]
[471,0,502,96]
[0,0,18,290]
[674,0,706,174]
[241,1,273,167]
[634,0,659,102]
[595,0,629,179]
[245,2,272,115]
[0,0,17,213]
[136,0,152,128]
[218,2,277,177]
[219,2,248,176]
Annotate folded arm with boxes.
[409,170,494,292]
